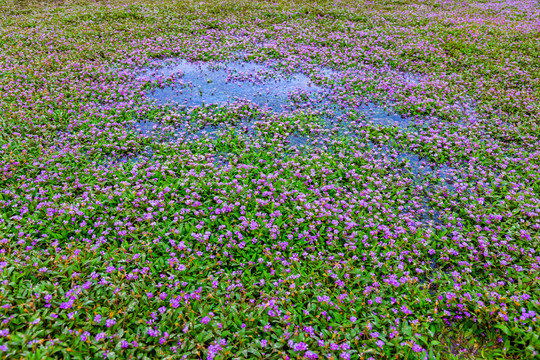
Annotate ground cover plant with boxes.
[0,0,539,359]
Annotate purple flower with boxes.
[201,316,211,324]
[401,305,413,315]
[293,342,308,352]
[170,298,180,308]
[148,327,160,337]
[80,331,90,342]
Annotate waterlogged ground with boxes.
[1,0,540,359]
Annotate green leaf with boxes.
[248,348,261,357]
[495,324,510,335]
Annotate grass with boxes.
[0,0,539,359]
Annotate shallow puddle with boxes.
[134,119,161,135]
[137,58,431,130]
[132,58,461,198]
[140,60,324,111]
[99,146,155,167]
[330,103,411,128]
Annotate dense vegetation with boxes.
[0,0,539,359]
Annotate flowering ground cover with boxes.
[1,0,539,358]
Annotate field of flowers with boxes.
[1,0,539,358]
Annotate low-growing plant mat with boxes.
[0,0,539,359]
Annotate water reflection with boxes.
[138,58,430,130]
[140,60,323,111]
